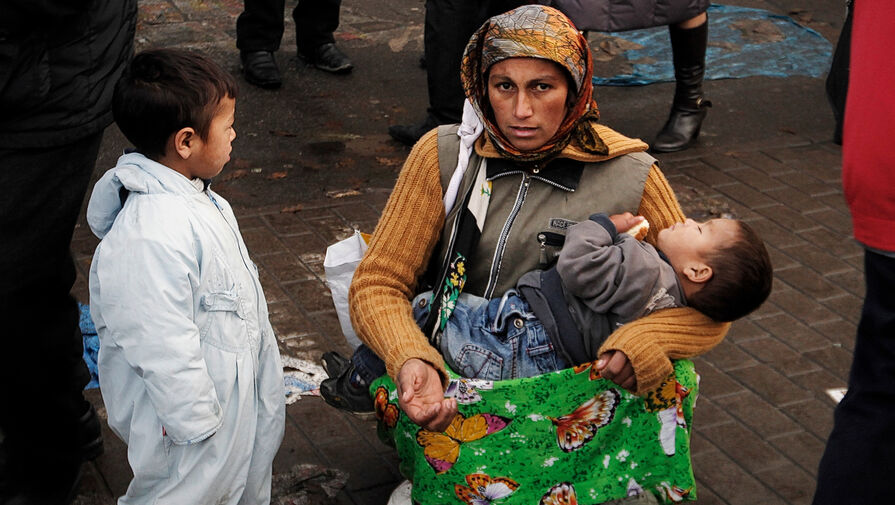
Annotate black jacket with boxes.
[0,0,137,148]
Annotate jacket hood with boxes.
[87,152,202,239]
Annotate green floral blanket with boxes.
[371,360,698,505]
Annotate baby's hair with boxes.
[687,220,773,322]
[113,48,238,160]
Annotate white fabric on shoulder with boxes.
[442,99,484,216]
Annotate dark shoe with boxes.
[651,99,711,153]
[241,51,282,89]
[388,115,441,146]
[322,351,351,378]
[320,363,373,414]
[300,43,353,74]
[79,402,104,461]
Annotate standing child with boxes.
[87,49,284,504]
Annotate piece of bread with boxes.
[624,219,650,240]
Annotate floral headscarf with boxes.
[460,5,607,163]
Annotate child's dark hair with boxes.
[113,48,238,160]
[687,221,773,322]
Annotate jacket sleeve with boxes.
[601,163,729,395]
[94,211,222,444]
[348,129,449,383]
[559,216,675,322]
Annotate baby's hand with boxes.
[608,213,645,234]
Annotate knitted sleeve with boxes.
[598,164,731,395]
[348,128,449,382]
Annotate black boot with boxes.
[652,20,711,153]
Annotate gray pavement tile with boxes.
[779,243,857,276]
[801,346,857,382]
[693,450,786,505]
[692,358,749,399]
[789,369,848,400]
[725,317,772,344]
[737,337,821,377]
[775,266,848,301]
[726,365,813,407]
[810,319,857,351]
[767,287,842,327]
[712,392,804,439]
[691,398,736,430]
[754,313,834,352]
[702,339,760,372]
[754,463,817,505]
[780,400,835,440]
[700,422,792,474]
[767,432,827,479]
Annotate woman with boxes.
[348,5,727,502]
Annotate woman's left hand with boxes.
[596,350,637,392]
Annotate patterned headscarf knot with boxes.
[460,5,606,163]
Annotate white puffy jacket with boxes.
[87,152,285,505]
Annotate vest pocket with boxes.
[537,231,567,267]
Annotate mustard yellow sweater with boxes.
[348,126,729,395]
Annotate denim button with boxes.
[513,318,524,329]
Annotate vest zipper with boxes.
[484,173,530,298]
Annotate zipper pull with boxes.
[538,233,547,265]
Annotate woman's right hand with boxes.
[397,358,458,432]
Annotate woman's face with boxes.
[487,58,570,152]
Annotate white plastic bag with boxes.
[323,229,370,349]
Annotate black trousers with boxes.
[424,0,526,124]
[0,132,101,478]
[812,250,895,503]
[236,0,341,55]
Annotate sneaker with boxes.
[240,51,282,89]
[300,43,353,74]
[320,363,374,414]
[321,351,350,378]
[387,115,441,146]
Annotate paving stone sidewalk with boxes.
[66,0,855,503]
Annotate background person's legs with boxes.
[294,0,353,73]
[652,12,711,153]
[236,0,287,88]
[236,0,287,52]
[389,0,525,145]
[0,133,104,502]
[812,250,895,504]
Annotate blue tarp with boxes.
[593,4,832,86]
[79,303,100,389]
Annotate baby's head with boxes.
[113,48,239,179]
[657,218,772,322]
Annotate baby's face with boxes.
[657,218,740,267]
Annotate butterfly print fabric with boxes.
[371,360,699,504]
